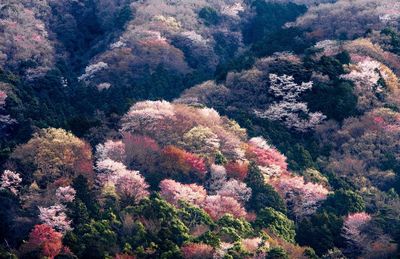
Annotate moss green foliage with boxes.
[319,189,365,216]
[216,214,254,241]
[255,208,295,243]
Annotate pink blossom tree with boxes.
[270,174,330,218]
[38,204,72,233]
[342,212,372,256]
[159,179,207,206]
[96,158,150,204]
[203,195,247,220]
[96,139,126,163]
[55,186,76,203]
[247,137,288,172]
[114,171,150,204]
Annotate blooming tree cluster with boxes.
[255,74,326,132]
[0,170,22,195]
[96,159,150,203]
[55,186,76,203]
[247,137,288,178]
[11,128,94,186]
[341,59,384,111]
[38,204,72,233]
[79,0,251,89]
[97,101,330,222]
[342,212,372,255]
[78,62,109,83]
[341,58,400,110]
[181,243,214,259]
[289,0,400,40]
[319,108,400,189]
[270,174,330,219]
[203,194,247,220]
[0,0,54,77]
[159,179,207,206]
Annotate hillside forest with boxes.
[0,0,400,258]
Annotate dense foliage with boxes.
[0,0,400,258]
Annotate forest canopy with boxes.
[0,0,400,258]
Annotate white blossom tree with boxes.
[216,179,252,203]
[255,74,326,132]
[0,170,22,195]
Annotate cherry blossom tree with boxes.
[55,186,76,203]
[216,179,252,204]
[78,61,109,83]
[96,158,128,183]
[341,59,385,111]
[96,159,150,203]
[96,139,126,163]
[159,179,207,206]
[0,170,22,195]
[247,137,288,172]
[241,237,263,253]
[255,74,326,132]
[342,212,372,256]
[0,1,54,77]
[38,204,72,233]
[203,195,247,220]
[114,171,150,204]
[270,174,330,218]
[121,101,176,139]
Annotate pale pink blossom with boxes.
[270,173,330,218]
[55,186,76,203]
[159,179,207,206]
[0,170,22,195]
[38,204,72,233]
